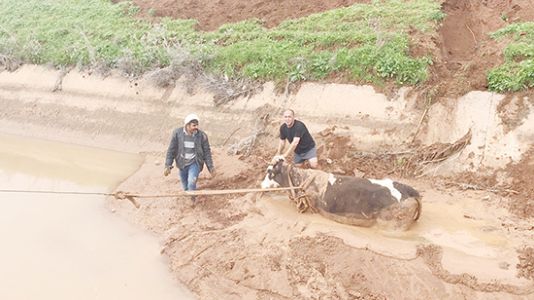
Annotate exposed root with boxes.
[226,111,271,156]
[444,180,520,195]
[402,129,472,176]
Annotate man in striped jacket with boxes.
[164,113,215,193]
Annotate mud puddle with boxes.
[264,190,525,285]
[0,133,194,300]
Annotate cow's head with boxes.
[261,158,290,189]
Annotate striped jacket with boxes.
[165,128,214,172]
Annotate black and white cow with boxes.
[261,159,421,230]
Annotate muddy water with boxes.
[266,190,525,285]
[0,134,195,300]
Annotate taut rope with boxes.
[0,186,303,208]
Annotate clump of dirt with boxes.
[505,147,534,219]
[517,247,534,281]
[288,235,387,300]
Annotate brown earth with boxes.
[109,146,534,299]
[130,0,534,100]
[131,0,370,30]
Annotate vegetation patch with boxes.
[0,0,443,86]
[489,22,534,92]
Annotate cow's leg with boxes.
[376,198,420,231]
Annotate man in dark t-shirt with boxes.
[274,109,318,168]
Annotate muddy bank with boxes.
[1,66,532,172]
[109,153,534,299]
[1,66,534,299]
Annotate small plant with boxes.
[489,22,534,92]
[289,63,306,82]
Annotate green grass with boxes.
[0,0,444,86]
[489,22,534,92]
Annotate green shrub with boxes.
[489,22,534,92]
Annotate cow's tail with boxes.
[412,196,422,221]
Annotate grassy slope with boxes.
[489,22,534,92]
[0,0,530,92]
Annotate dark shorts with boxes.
[294,146,317,164]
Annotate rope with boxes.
[0,189,113,196]
[0,186,304,209]
[0,187,301,197]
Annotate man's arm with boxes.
[282,137,300,158]
[165,130,178,167]
[201,132,215,173]
[276,139,286,156]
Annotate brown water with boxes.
[0,133,195,300]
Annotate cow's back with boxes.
[320,176,397,218]
[315,175,421,230]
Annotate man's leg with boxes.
[293,152,305,168]
[295,147,318,169]
[179,166,189,190]
[308,157,318,169]
[187,162,200,191]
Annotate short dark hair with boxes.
[188,119,199,125]
[283,109,295,116]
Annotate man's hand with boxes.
[164,166,172,176]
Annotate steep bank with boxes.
[1,66,534,299]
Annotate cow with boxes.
[261,159,421,231]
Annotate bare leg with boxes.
[308,157,318,169]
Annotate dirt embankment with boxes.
[1,66,534,299]
[428,0,534,99]
[130,0,534,101]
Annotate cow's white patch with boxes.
[328,173,336,185]
[261,174,280,189]
[369,178,401,202]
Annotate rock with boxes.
[498,261,510,270]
